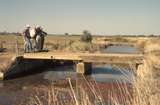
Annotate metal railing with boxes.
[0,37,24,56]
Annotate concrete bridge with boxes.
[0,52,144,80]
[20,52,143,74]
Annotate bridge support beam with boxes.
[76,62,92,75]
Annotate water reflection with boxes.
[0,64,134,104]
[44,66,76,81]
[42,64,134,83]
[92,65,134,83]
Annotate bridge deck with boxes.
[22,52,143,64]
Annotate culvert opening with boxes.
[4,58,74,80]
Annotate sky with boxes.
[0,0,160,35]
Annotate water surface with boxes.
[0,64,134,104]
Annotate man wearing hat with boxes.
[22,24,32,53]
[35,25,47,51]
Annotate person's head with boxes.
[36,25,41,29]
[25,24,30,29]
[36,25,44,30]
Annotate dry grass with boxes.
[25,78,93,105]
[133,58,160,105]
[144,38,160,53]
[0,35,99,52]
[0,54,14,72]
[26,74,134,105]
[133,38,160,105]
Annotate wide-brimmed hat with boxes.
[36,25,41,29]
[26,24,30,28]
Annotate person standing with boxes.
[22,25,32,53]
[35,26,47,51]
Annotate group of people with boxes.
[22,25,47,53]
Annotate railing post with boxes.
[15,36,19,57]
[0,42,2,49]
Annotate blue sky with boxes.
[0,0,160,35]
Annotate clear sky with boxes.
[0,0,160,35]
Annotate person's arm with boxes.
[42,31,47,36]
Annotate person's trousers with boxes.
[36,35,42,51]
[41,36,44,50]
[24,37,32,52]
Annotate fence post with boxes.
[0,42,2,49]
[15,36,19,56]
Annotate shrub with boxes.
[64,33,69,36]
[81,30,92,42]
[67,41,93,52]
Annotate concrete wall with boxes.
[4,57,46,80]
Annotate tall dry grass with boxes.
[26,73,134,105]
[25,78,94,105]
[133,38,160,105]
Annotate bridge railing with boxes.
[0,36,68,56]
[0,36,24,56]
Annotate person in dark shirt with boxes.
[35,26,47,51]
[22,25,32,53]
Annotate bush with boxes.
[64,33,69,36]
[81,30,92,42]
[66,41,93,52]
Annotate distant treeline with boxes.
[0,31,159,37]
[0,32,21,35]
[49,34,160,37]
[94,34,160,37]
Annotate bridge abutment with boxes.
[76,62,92,75]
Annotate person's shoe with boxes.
[34,49,39,53]
[25,51,29,53]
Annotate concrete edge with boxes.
[11,55,23,61]
[11,56,17,61]
[0,72,4,80]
